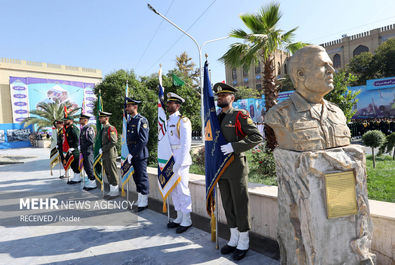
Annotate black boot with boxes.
[167,221,180,228]
[220,244,236,254]
[232,249,248,261]
[176,225,192,234]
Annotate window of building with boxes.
[256,75,261,80]
[255,62,261,74]
[256,83,262,90]
[232,80,237,85]
[232,68,237,80]
[353,45,369,57]
[244,78,248,83]
[284,63,287,74]
[278,62,281,75]
[333,54,341,68]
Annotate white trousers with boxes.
[171,165,192,213]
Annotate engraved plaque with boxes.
[324,171,357,219]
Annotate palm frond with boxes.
[219,43,250,67]
[286,42,309,54]
[230,29,249,39]
[260,3,281,30]
[240,13,264,34]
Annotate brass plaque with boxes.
[324,171,358,219]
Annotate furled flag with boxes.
[93,91,103,189]
[62,106,74,171]
[120,81,134,197]
[204,61,234,217]
[158,66,178,212]
[172,73,185,87]
[50,126,59,175]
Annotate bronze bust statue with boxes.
[266,45,351,151]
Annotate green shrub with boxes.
[251,144,276,179]
[362,130,386,168]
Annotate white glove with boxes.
[172,163,181,174]
[69,148,75,152]
[99,148,102,154]
[127,154,133,163]
[78,146,81,152]
[220,143,234,155]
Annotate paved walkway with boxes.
[0,148,279,265]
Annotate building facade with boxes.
[0,58,102,124]
[224,49,289,90]
[321,23,395,69]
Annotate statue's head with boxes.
[288,45,335,102]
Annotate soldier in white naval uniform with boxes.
[166,92,193,234]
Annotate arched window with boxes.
[284,63,287,74]
[333,54,341,68]
[232,68,237,80]
[278,62,281,75]
[255,62,261,74]
[243,68,248,77]
[353,45,369,57]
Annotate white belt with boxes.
[171,144,181,150]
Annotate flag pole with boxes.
[101,160,104,196]
[167,198,170,223]
[215,184,219,249]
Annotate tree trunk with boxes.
[372,147,376,168]
[262,56,279,151]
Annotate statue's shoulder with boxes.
[267,99,292,115]
[326,100,342,112]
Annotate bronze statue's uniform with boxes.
[218,107,263,232]
[101,123,118,186]
[265,92,351,152]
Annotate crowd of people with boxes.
[348,118,395,138]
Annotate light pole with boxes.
[148,3,229,143]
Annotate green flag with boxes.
[172,73,185,87]
[93,91,103,186]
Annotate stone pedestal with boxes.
[273,145,375,265]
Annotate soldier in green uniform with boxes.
[63,116,81,184]
[98,111,120,199]
[214,82,263,261]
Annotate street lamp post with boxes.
[147,3,229,143]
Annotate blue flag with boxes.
[204,61,234,216]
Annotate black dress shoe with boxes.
[59,175,65,179]
[176,225,192,234]
[167,221,180,228]
[67,180,81,184]
[137,206,148,212]
[232,248,248,261]
[220,244,236,254]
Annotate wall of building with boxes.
[321,23,395,69]
[0,58,102,124]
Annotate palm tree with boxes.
[21,100,80,132]
[220,2,306,150]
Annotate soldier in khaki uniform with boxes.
[98,111,120,199]
[214,83,263,261]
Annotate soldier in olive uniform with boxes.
[98,111,120,199]
[55,120,65,179]
[79,114,97,190]
[214,82,263,261]
[125,98,150,211]
[63,116,81,184]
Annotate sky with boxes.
[1,0,395,85]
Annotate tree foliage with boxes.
[362,130,386,168]
[324,70,360,122]
[21,100,80,132]
[235,86,260,100]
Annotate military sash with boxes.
[50,128,59,175]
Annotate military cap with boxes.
[213,82,238,95]
[125,97,141,105]
[79,113,91,119]
[167,92,185,104]
[99,111,112,117]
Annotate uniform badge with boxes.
[143,123,148,129]
[247,118,253,125]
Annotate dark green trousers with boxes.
[103,156,118,186]
[218,155,250,232]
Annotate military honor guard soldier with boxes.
[214,83,263,261]
[78,114,97,190]
[125,97,150,211]
[54,119,65,179]
[98,111,120,199]
[166,92,193,234]
[63,116,82,184]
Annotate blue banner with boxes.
[0,123,33,149]
[204,61,234,216]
